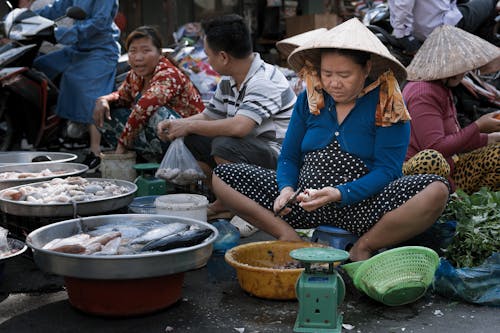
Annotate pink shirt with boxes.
[403,81,487,173]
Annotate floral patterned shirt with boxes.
[104,56,205,148]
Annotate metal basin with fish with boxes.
[25,214,218,279]
[0,162,89,190]
[0,151,77,166]
[26,214,217,316]
[0,178,137,217]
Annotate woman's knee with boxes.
[425,181,450,207]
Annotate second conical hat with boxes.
[288,18,407,83]
[276,28,328,59]
[407,25,500,81]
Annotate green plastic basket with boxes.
[342,246,439,306]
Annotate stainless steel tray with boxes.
[0,162,89,190]
[0,178,137,217]
[0,151,77,166]
[26,214,218,279]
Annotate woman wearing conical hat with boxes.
[403,25,500,194]
[211,19,449,261]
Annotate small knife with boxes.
[274,187,302,217]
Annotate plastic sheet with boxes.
[433,252,500,307]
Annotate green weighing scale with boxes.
[289,247,350,333]
[133,163,172,196]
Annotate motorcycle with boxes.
[0,5,88,151]
[0,5,129,151]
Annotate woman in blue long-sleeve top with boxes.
[32,0,121,169]
[212,19,450,261]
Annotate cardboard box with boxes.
[285,14,341,37]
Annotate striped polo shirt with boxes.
[203,53,296,153]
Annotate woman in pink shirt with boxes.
[403,25,500,193]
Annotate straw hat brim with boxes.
[407,25,500,81]
[288,18,407,83]
[276,28,328,59]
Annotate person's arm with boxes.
[276,93,308,191]
[336,122,410,206]
[36,1,117,45]
[93,72,133,128]
[118,69,196,148]
[407,86,487,157]
[160,76,282,140]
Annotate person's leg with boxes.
[402,149,450,178]
[212,173,301,241]
[209,136,278,216]
[349,181,449,261]
[452,143,500,193]
[89,124,101,156]
[211,136,278,170]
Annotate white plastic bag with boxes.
[155,138,205,185]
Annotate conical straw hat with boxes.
[276,28,327,59]
[288,18,407,83]
[407,25,500,81]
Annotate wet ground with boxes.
[0,148,498,332]
[1,228,499,333]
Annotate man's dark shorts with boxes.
[184,134,278,170]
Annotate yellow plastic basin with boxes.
[224,240,328,300]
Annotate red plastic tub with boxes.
[64,272,184,316]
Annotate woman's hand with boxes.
[273,187,296,216]
[474,111,500,133]
[297,187,341,211]
[93,98,111,128]
[487,132,500,144]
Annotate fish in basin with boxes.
[130,222,190,245]
[141,228,214,252]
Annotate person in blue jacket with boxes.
[211,19,450,261]
[31,0,121,170]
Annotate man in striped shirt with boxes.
[157,14,296,179]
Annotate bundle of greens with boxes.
[439,188,500,268]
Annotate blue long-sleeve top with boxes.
[276,86,410,206]
[35,0,120,54]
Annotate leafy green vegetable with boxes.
[439,188,500,268]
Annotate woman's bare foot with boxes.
[207,199,226,214]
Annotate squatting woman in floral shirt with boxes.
[93,25,205,165]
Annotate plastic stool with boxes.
[311,225,359,251]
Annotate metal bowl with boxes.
[0,151,77,166]
[26,214,218,279]
[0,238,28,260]
[0,162,89,190]
[0,178,137,217]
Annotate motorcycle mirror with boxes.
[65,6,87,20]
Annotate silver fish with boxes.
[141,228,213,252]
[130,222,189,245]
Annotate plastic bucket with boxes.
[99,151,137,182]
[154,194,208,222]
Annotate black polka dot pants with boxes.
[214,140,448,236]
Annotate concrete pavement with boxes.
[0,230,498,333]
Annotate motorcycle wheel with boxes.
[0,111,14,151]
